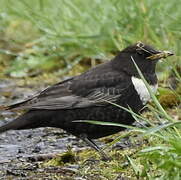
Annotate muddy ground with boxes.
[0,78,91,179]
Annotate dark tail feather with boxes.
[0,110,43,134]
[0,110,50,134]
[0,115,30,134]
[0,124,11,134]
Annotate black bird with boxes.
[0,42,173,159]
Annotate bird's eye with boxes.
[136,42,144,48]
[136,42,145,55]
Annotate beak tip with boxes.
[163,51,174,58]
[169,52,174,56]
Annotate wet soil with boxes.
[0,78,87,179]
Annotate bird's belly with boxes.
[61,107,129,139]
[56,101,141,139]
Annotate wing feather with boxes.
[5,71,131,110]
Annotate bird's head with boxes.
[112,41,174,76]
[127,41,173,61]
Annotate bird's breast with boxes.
[131,76,158,105]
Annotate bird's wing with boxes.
[5,72,131,110]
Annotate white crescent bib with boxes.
[131,76,158,105]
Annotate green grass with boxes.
[0,0,180,179]
[0,0,180,77]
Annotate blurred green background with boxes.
[0,1,180,179]
[0,0,180,78]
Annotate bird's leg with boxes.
[80,134,110,161]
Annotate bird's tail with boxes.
[0,111,41,134]
[0,122,15,134]
[0,116,29,134]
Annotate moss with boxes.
[159,93,179,108]
[44,150,76,166]
[76,146,143,179]
[176,83,181,95]
[157,88,180,108]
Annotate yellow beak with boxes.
[147,51,174,60]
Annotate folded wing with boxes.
[5,71,131,110]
